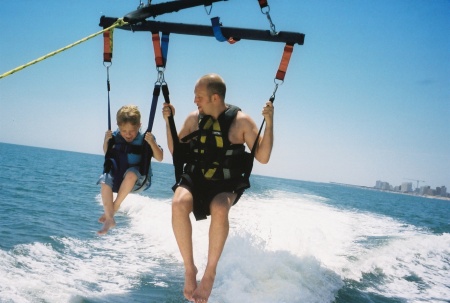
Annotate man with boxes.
[162,73,274,302]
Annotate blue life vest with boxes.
[103,131,152,193]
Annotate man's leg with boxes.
[193,192,236,302]
[172,187,197,301]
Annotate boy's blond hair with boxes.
[116,105,141,126]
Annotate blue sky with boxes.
[1,0,449,189]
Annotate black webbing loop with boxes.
[163,84,183,182]
[147,84,161,133]
[161,83,170,103]
[106,65,112,130]
[162,82,184,182]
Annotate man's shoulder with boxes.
[234,110,252,123]
[230,110,253,133]
[185,110,199,120]
[233,110,257,136]
[179,111,199,137]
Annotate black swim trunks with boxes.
[172,172,248,221]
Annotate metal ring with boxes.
[261,6,270,14]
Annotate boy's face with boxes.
[118,122,140,142]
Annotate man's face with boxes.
[194,83,213,115]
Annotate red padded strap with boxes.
[275,43,294,81]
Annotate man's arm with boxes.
[162,103,198,155]
[243,101,274,164]
[178,111,199,141]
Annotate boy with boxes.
[97,105,163,235]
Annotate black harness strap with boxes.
[168,102,186,182]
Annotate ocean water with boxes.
[0,142,449,303]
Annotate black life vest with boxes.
[103,133,152,193]
[182,105,250,182]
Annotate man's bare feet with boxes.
[192,272,215,303]
[97,217,116,235]
[184,266,198,301]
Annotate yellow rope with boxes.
[0,18,127,80]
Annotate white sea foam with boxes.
[0,194,180,303]
[216,191,450,302]
[0,191,449,302]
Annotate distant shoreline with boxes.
[330,182,450,202]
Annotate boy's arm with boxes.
[145,132,163,162]
[103,130,113,154]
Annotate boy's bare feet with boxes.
[97,218,116,235]
[98,213,106,223]
[184,266,198,301]
[192,272,215,303]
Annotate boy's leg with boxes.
[98,183,116,235]
[112,171,138,213]
[171,187,197,301]
[98,171,138,235]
